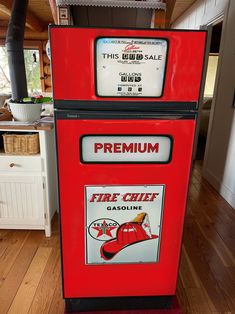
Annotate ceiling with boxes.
[171,0,197,23]
[0,1,53,27]
[0,0,54,40]
[0,0,197,41]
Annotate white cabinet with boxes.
[0,126,58,237]
[0,175,44,226]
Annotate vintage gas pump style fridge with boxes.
[50,26,206,311]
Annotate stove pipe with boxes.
[6,0,28,100]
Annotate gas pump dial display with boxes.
[96,37,168,97]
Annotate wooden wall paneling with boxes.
[71,6,89,26]
[44,64,51,76]
[71,6,152,28]
[23,40,41,49]
[112,8,137,28]
[43,53,50,65]
[45,76,52,88]
[45,87,52,93]
[43,40,47,52]
[88,7,112,27]
[41,41,52,93]
[136,9,152,28]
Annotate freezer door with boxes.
[50,27,206,110]
[56,115,195,298]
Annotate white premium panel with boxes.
[81,135,172,163]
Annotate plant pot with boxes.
[8,102,42,122]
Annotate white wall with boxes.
[172,0,228,29]
[203,0,235,208]
[172,0,235,209]
[204,55,219,97]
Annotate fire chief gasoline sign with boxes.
[96,37,168,97]
[85,185,165,264]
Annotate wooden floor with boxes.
[0,161,235,314]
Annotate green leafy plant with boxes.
[9,96,52,104]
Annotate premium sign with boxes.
[86,185,165,264]
[81,135,172,163]
[96,37,168,97]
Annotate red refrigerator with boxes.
[50,26,206,312]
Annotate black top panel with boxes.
[54,100,198,112]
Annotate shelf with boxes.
[0,121,54,131]
[0,149,40,157]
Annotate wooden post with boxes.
[165,0,176,27]
[154,9,166,29]
[48,0,58,24]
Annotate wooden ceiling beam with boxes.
[0,26,48,40]
[165,0,176,27]
[171,0,197,24]
[0,0,45,32]
[48,0,58,24]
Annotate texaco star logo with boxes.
[88,219,120,241]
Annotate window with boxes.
[0,46,42,95]
[24,49,41,94]
[0,46,10,94]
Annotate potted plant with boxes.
[8,96,52,122]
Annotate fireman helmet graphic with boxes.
[100,213,157,260]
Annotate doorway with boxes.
[196,21,223,160]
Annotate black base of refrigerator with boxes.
[65,295,174,312]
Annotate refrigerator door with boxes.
[56,112,196,298]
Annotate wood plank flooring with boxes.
[0,161,235,314]
[177,161,235,314]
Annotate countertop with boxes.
[0,119,54,131]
